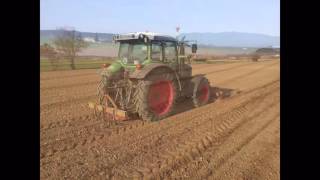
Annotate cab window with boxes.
[131,43,148,63]
[164,42,177,63]
[151,43,163,61]
[118,42,148,64]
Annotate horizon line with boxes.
[40,29,280,37]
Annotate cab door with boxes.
[163,41,179,71]
[151,42,163,62]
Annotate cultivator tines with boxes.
[88,102,104,117]
[88,94,128,122]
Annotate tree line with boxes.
[40,29,89,70]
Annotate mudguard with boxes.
[129,63,176,79]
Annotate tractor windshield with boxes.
[118,42,148,64]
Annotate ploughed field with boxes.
[40,59,280,179]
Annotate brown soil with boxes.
[40,59,280,179]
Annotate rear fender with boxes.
[129,63,176,80]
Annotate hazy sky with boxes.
[40,0,279,36]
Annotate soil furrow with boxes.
[41,80,278,156]
[40,79,279,151]
[40,59,280,180]
[176,100,280,178]
[132,90,279,179]
[40,80,279,179]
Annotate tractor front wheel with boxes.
[192,77,211,107]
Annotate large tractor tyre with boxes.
[191,77,211,107]
[134,69,178,121]
[252,57,259,62]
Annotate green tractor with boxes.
[89,32,211,121]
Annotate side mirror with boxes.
[191,44,197,53]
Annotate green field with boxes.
[40,56,254,72]
[42,41,257,57]
[40,57,115,71]
[40,41,260,72]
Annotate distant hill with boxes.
[41,30,279,48]
[179,32,279,48]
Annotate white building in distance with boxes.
[83,37,95,43]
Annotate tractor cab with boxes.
[112,32,195,78]
[113,32,180,64]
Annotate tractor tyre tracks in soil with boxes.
[40,61,278,127]
[40,78,279,154]
[40,78,279,179]
[40,61,265,92]
[109,82,279,179]
[40,62,240,91]
[40,78,279,152]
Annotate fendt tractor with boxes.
[89,32,211,121]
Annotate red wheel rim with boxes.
[148,80,174,116]
[198,83,209,103]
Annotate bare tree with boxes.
[53,29,89,70]
[40,43,59,70]
[94,32,99,42]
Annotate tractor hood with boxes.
[100,61,123,77]
[99,60,125,87]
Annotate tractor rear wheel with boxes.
[192,77,210,107]
[134,69,177,121]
